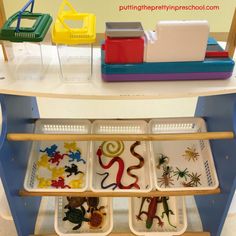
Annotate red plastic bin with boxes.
[103,36,144,64]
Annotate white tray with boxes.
[24,119,91,192]
[149,117,219,191]
[0,179,12,221]
[55,197,113,236]
[90,120,153,193]
[129,197,187,236]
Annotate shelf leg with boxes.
[0,94,41,236]
[195,93,236,236]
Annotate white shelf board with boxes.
[0,43,235,100]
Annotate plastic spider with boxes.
[189,172,201,186]
[162,165,173,176]
[173,167,189,181]
[182,145,199,162]
[158,175,174,188]
[182,172,201,187]
[157,165,174,188]
[156,154,169,169]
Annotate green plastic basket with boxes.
[0,0,52,42]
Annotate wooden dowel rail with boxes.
[7,131,234,142]
[20,188,220,197]
[31,231,211,236]
[0,0,8,61]
[226,8,236,58]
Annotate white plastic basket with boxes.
[149,117,219,191]
[0,179,12,221]
[55,197,113,236]
[24,119,91,192]
[90,120,153,193]
[129,197,187,236]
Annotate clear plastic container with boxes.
[3,41,51,80]
[56,44,93,82]
[149,117,219,191]
[90,120,153,193]
[129,196,187,236]
[24,119,91,192]
[52,0,96,82]
[55,197,113,236]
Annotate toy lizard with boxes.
[136,197,164,229]
[40,144,58,157]
[136,197,147,220]
[161,197,176,228]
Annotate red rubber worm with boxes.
[96,146,140,189]
[127,141,144,186]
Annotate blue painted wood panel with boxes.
[0,95,41,236]
[195,93,236,236]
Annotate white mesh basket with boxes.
[24,119,91,192]
[129,196,187,236]
[90,120,153,193]
[55,197,113,236]
[149,117,219,191]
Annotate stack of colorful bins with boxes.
[101,20,235,82]
[103,22,145,64]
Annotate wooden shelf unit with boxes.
[0,2,236,236]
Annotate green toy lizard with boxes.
[161,197,176,228]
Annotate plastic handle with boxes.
[57,0,78,31]
[16,0,35,32]
[58,0,77,14]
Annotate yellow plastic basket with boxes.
[51,0,96,45]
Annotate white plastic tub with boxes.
[57,45,92,82]
[90,120,153,193]
[129,196,187,236]
[24,119,91,192]
[0,178,12,221]
[55,197,113,236]
[149,117,219,191]
[3,41,51,80]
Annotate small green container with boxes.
[0,11,52,42]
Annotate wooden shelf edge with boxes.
[20,187,220,197]
[31,231,210,236]
[109,233,211,236]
